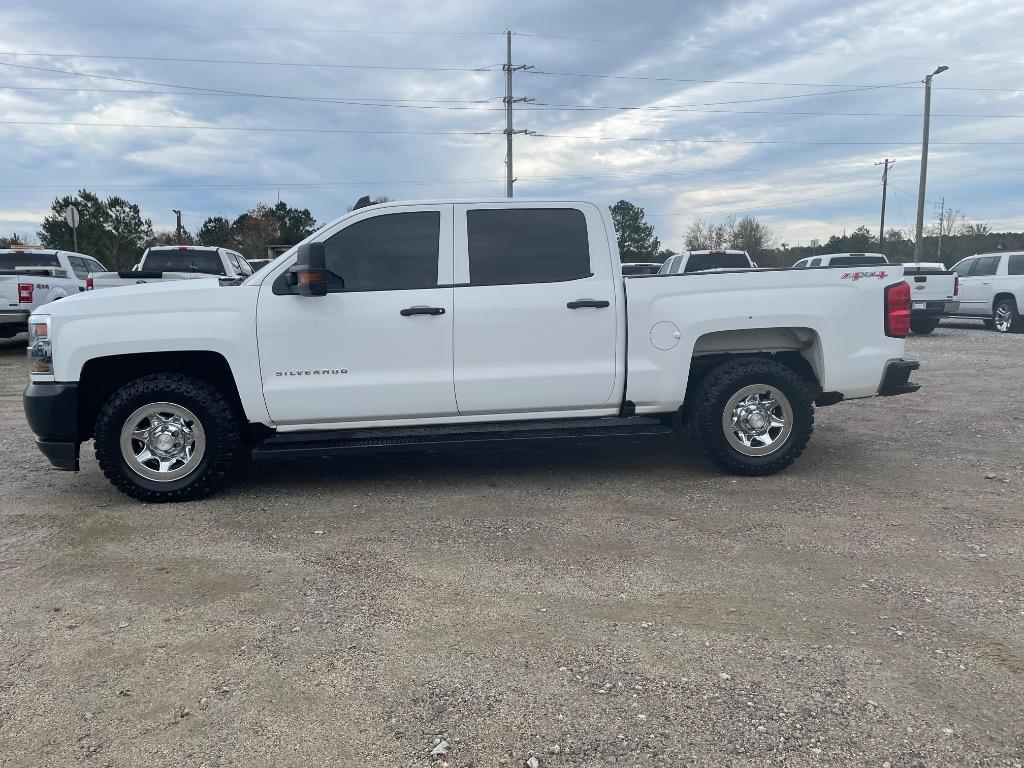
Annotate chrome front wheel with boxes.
[119,402,207,482]
[721,385,794,457]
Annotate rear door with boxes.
[257,204,457,425]
[452,204,619,415]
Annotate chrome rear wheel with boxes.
[722,385,794,457]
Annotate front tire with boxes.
[992,298,1023,333]
[688,358,814,476]
[910,317,940,335]
[94,374,243,502]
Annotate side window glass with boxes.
[809,258,821,267]
[951,259,974,277]
[67,256,89,279]
[85,258,106,273]
[1008,254,1024,276]
[324,211,440,292]
[467,208,590,285]
[972,256,1000,276]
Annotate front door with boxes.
[958,255,1000,315]
[451,204,620,415]
[256,204,457,425]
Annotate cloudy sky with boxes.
[1,0,1021,249]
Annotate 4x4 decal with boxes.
[841,270,888,281]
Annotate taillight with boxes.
[885,281,911,338]
[86,276,94,290]
[953,274,959,296]
[18,283,34,303]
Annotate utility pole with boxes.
[875,158,894,249]
[172,209,183,244]
[503,31,533,197]
[935,197,946,262]
[914,65,949,263]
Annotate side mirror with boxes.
[289,242,329,296]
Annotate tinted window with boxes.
[810,258,822,267]
[67,255,90,279]
[467,208,590,285]
[0,252,60,269]
[1009,254,1024,276]
[828,255,887,266]
[324,211,440,291]
[143,249,226,275]
[85,258,106,273]
[684,253,751,273]
[951,259,974,277]
[971,255,1000,276]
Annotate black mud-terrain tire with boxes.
[910,317,940,335]
[94,373,242,502]
[688,358,814,476]
[992,297,1024,333]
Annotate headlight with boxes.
[28,318,52,374]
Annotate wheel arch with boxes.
[77,351,246,441]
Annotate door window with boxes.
[84,258,106,273]
[809,258,821,267]
[971,255,1000,276]
[67,256,90,279]
[951,259,974,277]
[466,208,590,285]
[323,211,440,292]
[1008,254,1024,275]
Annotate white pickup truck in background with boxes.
[948,251,1024,333]
[794,253,958,335]
[902,262,960,335]
[24,199,920,502]
[658,249,756,274]
[1,249,107,338]
[87,245,253,290]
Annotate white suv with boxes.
[948,252,1024,333]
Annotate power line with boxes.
[525,69,1021,93]
[0,53,497,73]
[3,119,1021,147]
[0,20,505,36]
[646,183,882,217]
[4,83,1022,120]
[513,32,1024,68]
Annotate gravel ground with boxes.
[1,320,1022,768]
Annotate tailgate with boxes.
[904,271,956,303]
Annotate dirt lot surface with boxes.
[1,322,1022,768]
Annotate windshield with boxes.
[684,253,750,272]
[0,252,60,269]
[828,255,887,266]
[142,249,225,275]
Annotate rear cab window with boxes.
[827,255,887,267]
[0,253,60,269]
[143,249,227,275]
[683,253,751,273]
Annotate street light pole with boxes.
[913,65,948,263]
[172,209,183,244]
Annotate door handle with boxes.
[400,306,446,316]
[567,299,610,309]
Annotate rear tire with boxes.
[992,298,1023,333]
[910,318,940,335]
[94,373,243,502]
[688,358,814,476]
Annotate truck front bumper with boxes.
[877,359,921,397]
[910,299,959,318]
[23,382,80,470]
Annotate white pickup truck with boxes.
[87,245,253,290]
[794,254,958,335]
[23,199,920,502]
[1,249,107,338]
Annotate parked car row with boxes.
[624,249,1024,334]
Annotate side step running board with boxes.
[251,416,673,460]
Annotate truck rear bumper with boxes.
[23,382,81,470]
[877,359,921,397]
[911,300,959,318]
[0,309,29,329]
